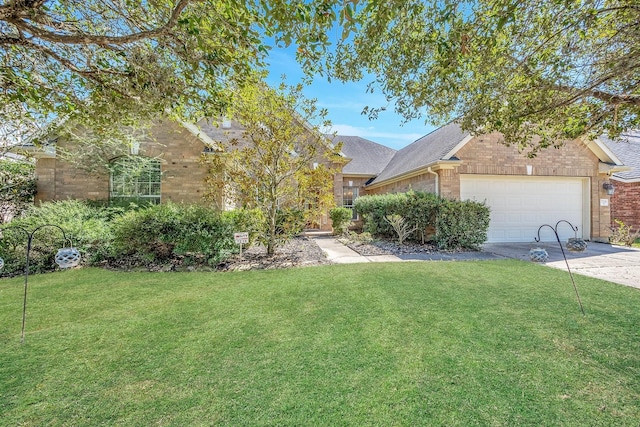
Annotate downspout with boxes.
[427,167,439,196]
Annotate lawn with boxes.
[1,261,639,426]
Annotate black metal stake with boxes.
[535,220,585,315]
[1,224,69,343]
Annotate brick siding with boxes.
[363,133,613,241]
[36,119,212,205]
[610,180,640,231]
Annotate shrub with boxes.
[0,159,37,223]
[111,203,248,266]
[355,191,441,241]
[0,200,114,276]
[223,208,265,246]
[329,207,353,235]
[355,191,489,250]
[610,219,640,247]
[435,199,490,250]
[384,214,415,245]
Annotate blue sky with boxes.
[265,47,435,150]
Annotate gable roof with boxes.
[370,122,470,185]
[327,135,396,176]
[598,131,640,182]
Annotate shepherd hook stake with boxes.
[535,220,585,315]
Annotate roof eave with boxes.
[9,145,56,159]
[366,159,462,190]
[585,137,626,165]
[599,162,631,175]
[611,175,640,183]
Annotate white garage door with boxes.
[460,175,589,243]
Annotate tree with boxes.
[0,0,352,144]
[0,158,36,223]
[325,0,640,154]
[202,80,341,255]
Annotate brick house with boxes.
[600,131,640,232]
[23,118,632,242]
[327,135,396,223]
[25,117,346,231]
[346,123,629,243]
[31,119,219,206]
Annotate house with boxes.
[599,131,640,231]
[341,123,629,243]
[28,118,221,206]
[21,116,632,243]
[22,117,346,230]
[327,135,396,220]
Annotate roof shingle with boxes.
[599,131,640,181]
[371,122,470,184]
[327,135,397,176]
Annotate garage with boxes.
[460,175,590,243]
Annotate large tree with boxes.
[326,0,640,154]
[203,81,341,255]
[0,0,349,148]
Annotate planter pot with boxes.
[529,247,548,262]
[566,237,587,252]
[55,248,81,269]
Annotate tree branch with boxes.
[554,84,640,107]
[3,0,191,47]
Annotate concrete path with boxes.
[310,233,640,289]
[311,235,504,264]
[311,236,403,264]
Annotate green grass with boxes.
[1,261,639,426]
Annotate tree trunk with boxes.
[267,205,276,256]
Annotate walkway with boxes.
[309,233,640,289]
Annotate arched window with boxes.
[109,157,161,205]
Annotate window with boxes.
[110,157,161,205]
[343,186,359,220]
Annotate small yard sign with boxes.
[234,232,249,256]
[234,232,249,244]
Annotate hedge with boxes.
[354,191,489,249]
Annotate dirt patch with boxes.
[216,236,331,271]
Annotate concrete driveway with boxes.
[483,242,640,289]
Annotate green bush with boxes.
[435,199,490,250]
[0,159,37,223]
[354,191,489,250]
[329,207,353,235]
[222,208,265,246]
[111,203,254,266]
[0,200,114,276]
[355,191,441,241]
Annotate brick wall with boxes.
[366,173,436,195]
[35,119,214,205]
[362,132,613,241]
[610,180,640,231]
[452,133,610,240]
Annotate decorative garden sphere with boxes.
[566,237,588,252]
[529,247,548,262]
[55,248,81,269]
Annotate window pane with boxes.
[110,157,161,204]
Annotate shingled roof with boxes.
[599,131,640,182]
[327,135,397,176]
[370,122,470,185]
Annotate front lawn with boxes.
[1,262,639,425]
